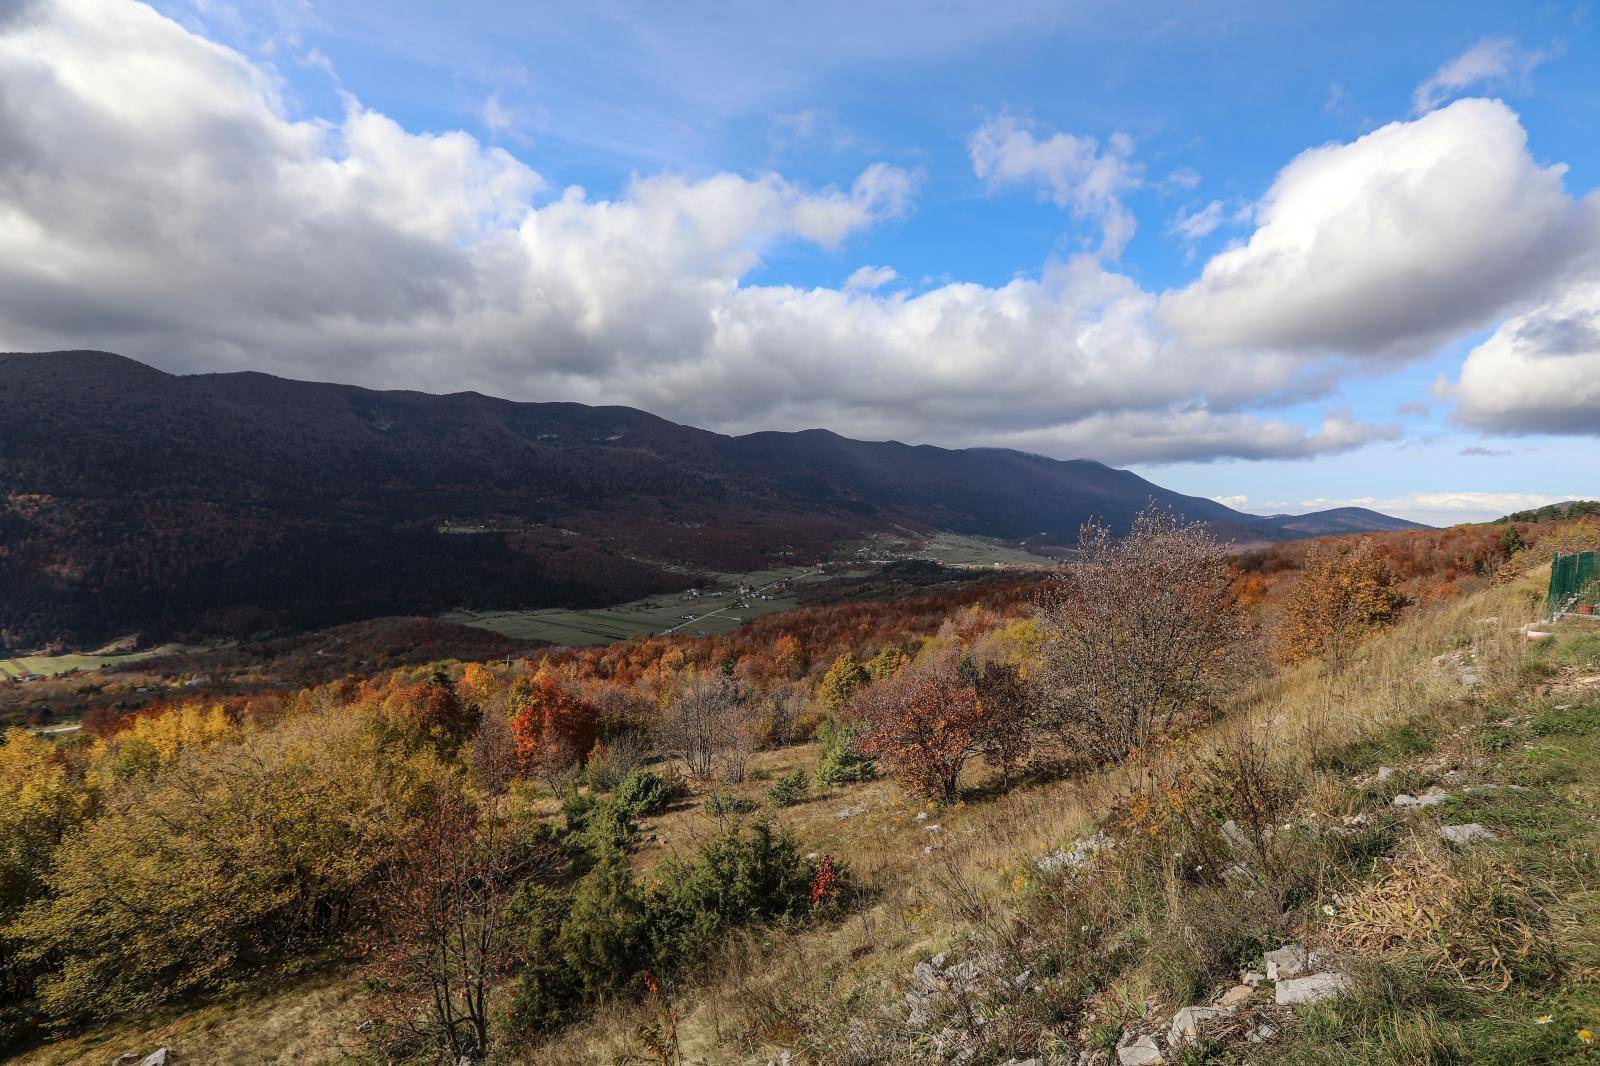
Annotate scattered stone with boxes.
[1393,787,1448,809]
[1373,766,1394,784]
[925,823,942,832]
[1460,671,1482,689]
[1263,943,1309,980]
[1220,862,1250,881]
[1438,823,1499,845]
[1035,831,1109,874]
[1275,972,1347,1005]
[1241,969,1266,987]
[835,804,868,820]
[916,811,928,821]
[1220,819,1252,851]
[1116,1034,1163,1065]
[1217,984,1253,1011]
[1168,1005,1221,1045]
[1247,1024,1280,1044]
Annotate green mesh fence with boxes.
[1549,550,1597,612]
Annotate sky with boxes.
[0,0,1597,525]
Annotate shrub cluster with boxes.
[506,821,837,1036]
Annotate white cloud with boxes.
[968,113,1142,258]
[1210,494,1248,509]
[4,0,1583,471]
[843,265,897,291]
[1413,37,1550,115]
[1161,99,1600,358]
[1296,491,1582,526]
[1455,276,1600,434]
[1169,200,1225,243]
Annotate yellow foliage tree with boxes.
[88,701,235,786]
[10,708,453,1024]
[0,729,90,1040]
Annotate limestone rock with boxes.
[1168,1005,1220,1045]
[1275,972,1347,1005]
[1116,1035,1162,1065]
[1263,943,1309,980]
[1393,787,1448,809]
[1217,984,1253,1010]
[1438,823,1499,845]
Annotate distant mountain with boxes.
[1496,500,1600,524]
[0,351,1416,650]
[1256,507,1430,537]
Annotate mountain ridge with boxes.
[0,350,1423,650]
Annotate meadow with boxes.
[441,533,1052,647]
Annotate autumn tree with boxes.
[365,783,558,1064]
[863,646,908,682]
[1279,538,1407,668]
[854,653,995,803]
[1037,505,1251,762]
[653,671,751,782]
[1,730,89,1041]
[508,674,601,790]
[817,653,869,714]
[973,660,1032,787]
[11,709,452,1024]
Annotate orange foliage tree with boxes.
[508,675,600,788]
[1279,538,1408,668]
[854,654,1001,803]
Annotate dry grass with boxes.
[518,578,1547,1063]
[4,971,370,1066]
[12,576,1551,1065]
[1325,840,1557,992]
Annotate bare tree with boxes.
[365,785,555,1063]
[1037,505,1252,763]
[654,671,744,782]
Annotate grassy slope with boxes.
[13,575,1597,1065]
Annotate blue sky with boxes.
[2,0,1598,523]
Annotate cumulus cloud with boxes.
[1455,277,1600,434]
[0,0,1404,467]
[1413,37,1550,114]
[1296,491,1581,526]
[1211,494,1248,510]
[1161,99,1600,359]
[968,113,1141,258]
[6,0,1587,469]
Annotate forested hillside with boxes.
[1,351,1417,652]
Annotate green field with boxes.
[440,565,831,646]
[0,643,192,680]
[443,535,1053,649]
[910,532,1058,569]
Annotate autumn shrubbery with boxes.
[9,705,456,1027]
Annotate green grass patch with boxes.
[440,565,831,646]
